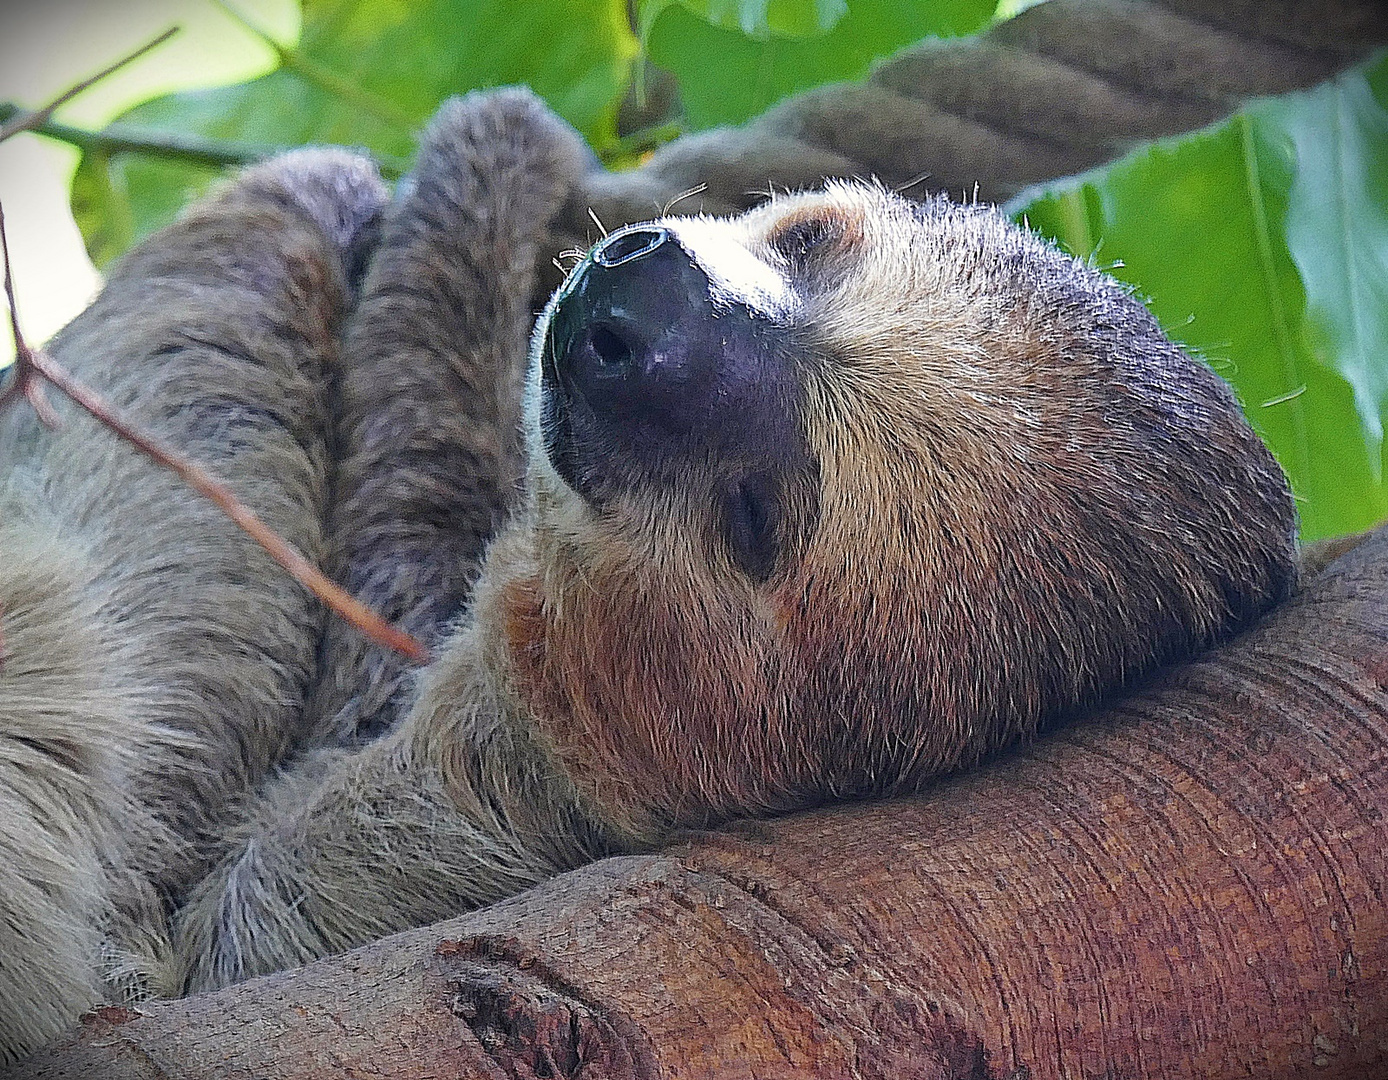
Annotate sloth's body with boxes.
[0,92,1295,1060]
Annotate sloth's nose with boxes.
[544,224,718,431]
[591,226,669,267]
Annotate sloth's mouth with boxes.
[537,372,592,497]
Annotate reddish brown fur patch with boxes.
[496,538,795,836]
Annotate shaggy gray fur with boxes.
[0,88,605,1059]
[309,93,593,745]
[0,145,388,1057]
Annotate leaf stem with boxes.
[0,104,406,178]
[0,102,277,169]
[599,119,683,164]
[1239,112,1311,483]
[208,0,419,131]
[0,26,180,143]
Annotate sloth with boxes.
[0,90,1296,1059]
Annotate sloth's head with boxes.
[489,182,1296,836]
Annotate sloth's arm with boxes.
[0,149,387,880]
[308,90,593,747]
[172,734,523,993]
[176,94,601,988]
[174,635,609,994]
[0,150,385,1052]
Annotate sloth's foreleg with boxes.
[174,623,612,993]
[176,87,597,997]
[0,149,386,1057]
[309,89,592,746]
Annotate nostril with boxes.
[588,324,634,371]
[593,226,669,268]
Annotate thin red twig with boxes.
[0,205,59,426]
[0,201,430,667]
[26,348,431,665]
[0,26,429,668]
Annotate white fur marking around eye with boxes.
[665,218,792,317]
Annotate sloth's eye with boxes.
[724,472,782,584]
[767,213,844,271]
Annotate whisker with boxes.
[662,183,708,216]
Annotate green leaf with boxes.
[73,0,637,264]
[72,151,221,269]
[1271,62,1388,485]
[69,149,135,272]
[286,0,636,146]
[1018,55,1388,541]
[646,0,998,130]
[639,0,848,42]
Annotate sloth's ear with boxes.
[723,472,782,583]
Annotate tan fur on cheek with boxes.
[492,484,804,836]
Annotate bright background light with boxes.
[0,0,300,368]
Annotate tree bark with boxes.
[10,532,1387,1078]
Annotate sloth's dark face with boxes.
[512,183,1295,832]
[535,215,823,584]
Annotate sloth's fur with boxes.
[0,90,1296,1061]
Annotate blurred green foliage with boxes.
[48,0,1388,540]
[645,0,995,127]
[637,0,850,41]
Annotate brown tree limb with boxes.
[13,528,1387,1079]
